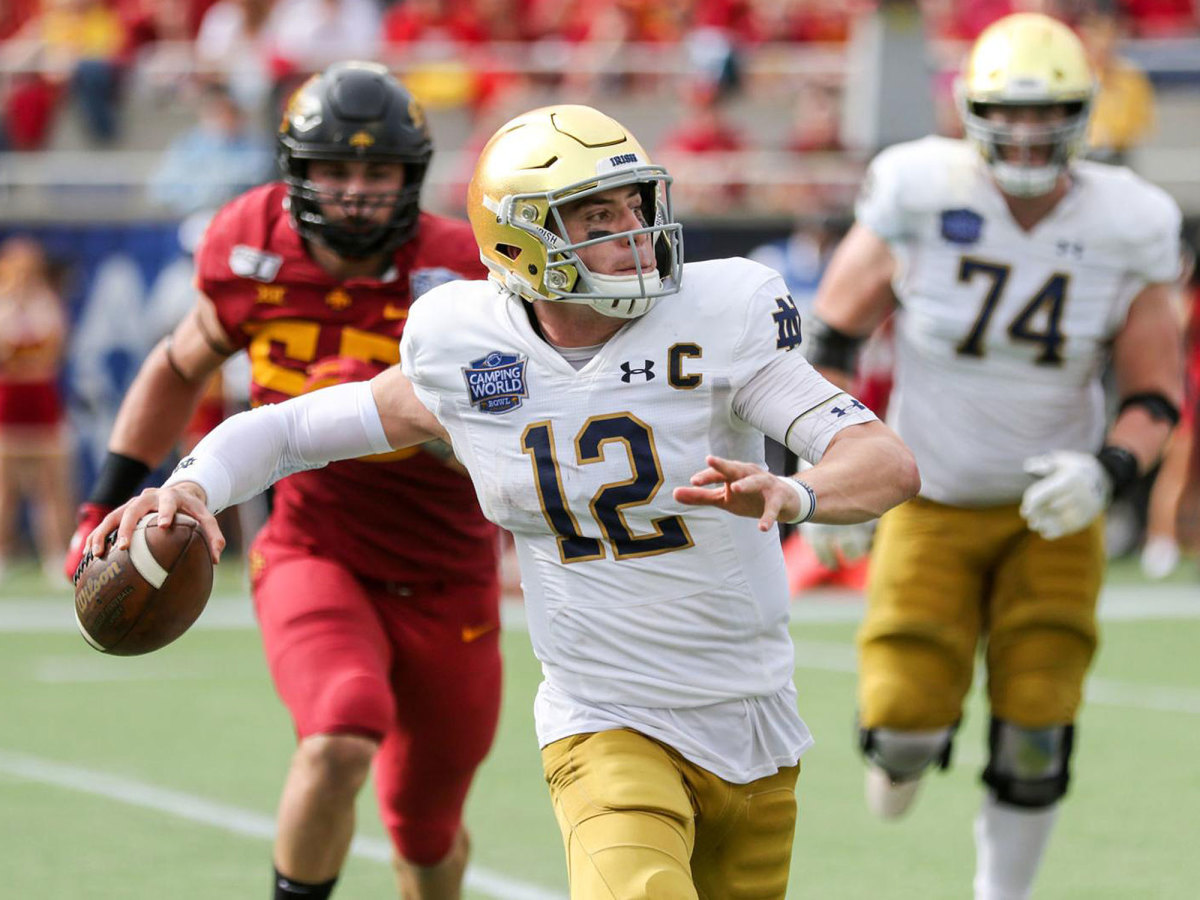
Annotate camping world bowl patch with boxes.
[462,351,528,413]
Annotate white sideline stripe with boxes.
[31,655,210,683]
[786,584,1200,624]
[792,640,1200,715]
[3,583,1199,634]
[0,749,565,900]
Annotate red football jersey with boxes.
[196,182,497,584]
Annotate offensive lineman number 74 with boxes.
[955,256,1070,366]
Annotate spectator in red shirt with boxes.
[1121,0,1198,37]
[657,76,748,213]
[382,0,486,44]
[761,0,861,43]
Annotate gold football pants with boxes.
[859,497,1104,731]
[541,728,800,900]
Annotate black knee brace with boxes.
[981,717,1074,808]
[858,723,957,781]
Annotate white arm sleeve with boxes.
[734,353,878,464]
[162,380,392,513]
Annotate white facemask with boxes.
[989,160,1062,197]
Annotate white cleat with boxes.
[865,764,923,820]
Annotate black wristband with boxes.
[807,317,866,375]
[1095,445,1139,498]
[88,451,152,507]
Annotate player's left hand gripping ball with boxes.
[73,513,214,655]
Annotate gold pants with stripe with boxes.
[541,728,799,900]
[859,497,1105,731]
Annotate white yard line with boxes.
[3,582,1196,634]
[786,584,1200,623]
[10,588,1200,710]
[791,639,1200,715]
[0,749,565,900]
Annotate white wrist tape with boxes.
[163,380,391,513]
[779,476,818,524]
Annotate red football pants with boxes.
[250,534,503,865]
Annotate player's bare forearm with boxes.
[1109,282,1185,472]
[371,365,450,449]
[812,224,896,335]
[108,341,218,464]
[810,224,896,388]
[803,421,920,523]
[109,302,231,465]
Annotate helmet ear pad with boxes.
[482,199,581,298]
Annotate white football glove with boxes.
[1019,451,1112,540]
[801,519,875,569]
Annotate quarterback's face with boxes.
[981,103,1070,166]
[306,159,406,229]
[557,185,656,277]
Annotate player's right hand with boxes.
[64,502,113,581]
[675,455,801,532]
[86,484,226,567]
[801,519,875,569]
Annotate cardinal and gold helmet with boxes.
[957,13,1095,197]
[467,105,683,319]
[278,62,432,258]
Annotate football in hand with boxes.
[73,513,214,656]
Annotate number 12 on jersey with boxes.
[521,414,694,564]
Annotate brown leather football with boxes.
[73,513,214,656]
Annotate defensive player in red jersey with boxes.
[64,62,501,900]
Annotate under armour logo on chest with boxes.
[620,360,656,383]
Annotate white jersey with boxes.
[401,257,875,782]
[859,136,1181,506]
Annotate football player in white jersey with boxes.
[808,13,1184,900]
[87,104,920,900]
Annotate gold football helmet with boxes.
[467,105,683,319]
[957,13,1095,197]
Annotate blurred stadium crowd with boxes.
[0,0,1198,583]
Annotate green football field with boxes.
[2,559,1198,899]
